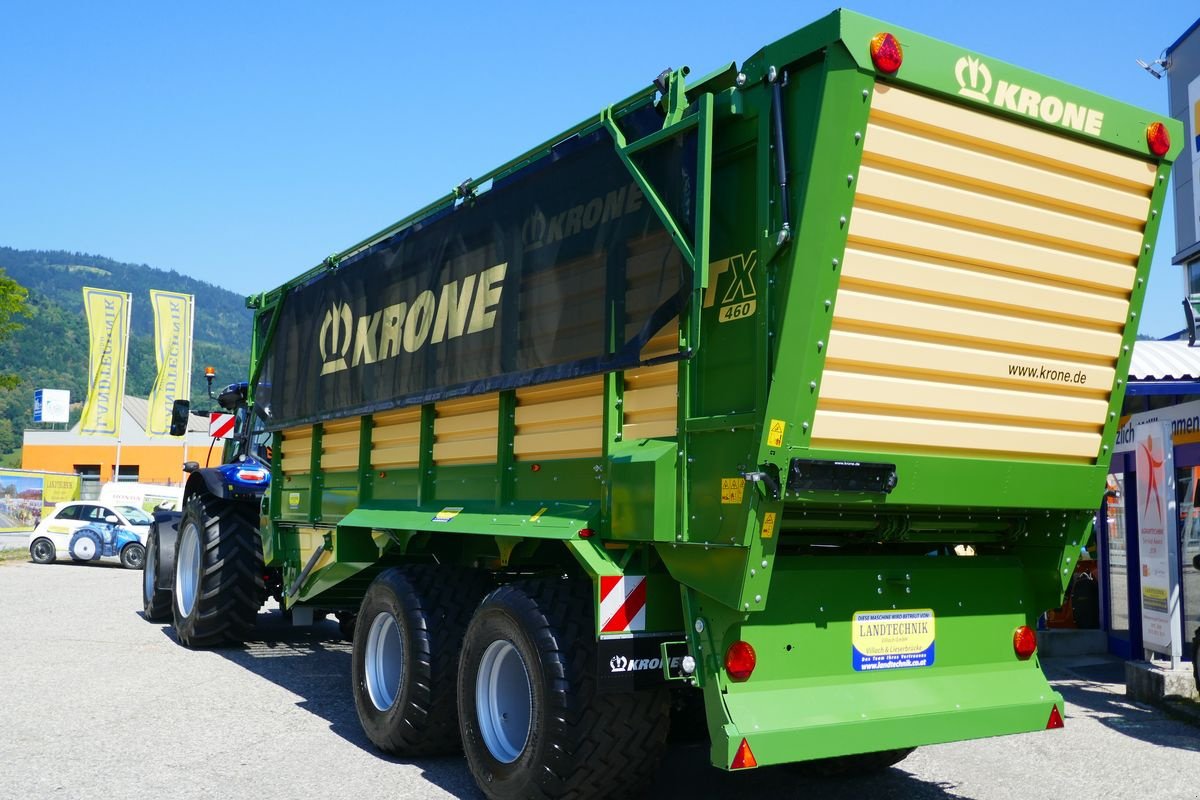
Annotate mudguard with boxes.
[152,510,182,589]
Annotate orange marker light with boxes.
[1146,121,1171,157]
[870,32,903,74]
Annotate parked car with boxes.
[27,501,152,569]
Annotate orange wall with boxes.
[22,442,200,486]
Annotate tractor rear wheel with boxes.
[172,493,263,647]
[457,578,669,800]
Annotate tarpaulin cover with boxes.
[259,127,693,430]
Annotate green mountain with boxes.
[0,247,252,455]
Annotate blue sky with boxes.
[0,2,1195,337]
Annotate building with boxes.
[22,396,212,497]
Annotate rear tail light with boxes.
[1146,121,1171,157]
[725,640,757,681]
[1013,625,1037,660]
[1046,704,1064,729]
[730,738,758,769]
[869,32,904,74]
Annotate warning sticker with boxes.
[851,609,935,672]
[599,575,647,633]
[288,492,301,510]
[761,512,777,539]
[720,478,744,504]
[432,507,464,523]
[768,418,785,448]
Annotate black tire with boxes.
[171,493,264,648]
[142,526,172,620]
[29,537,55,564]
[352,566,489,757]
[121,542,146,570]
[1193,634,1200,694]
[1070,572,1100,629]
[793,747,916,777]
[68,528,103,562]
[458,579,670,800]
[337,612,357,641]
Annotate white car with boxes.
[27,501,153,569]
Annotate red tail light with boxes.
[1146,122,1171,157]
[730,738,758,769]
[870,32,904,74]
[1013,625,1037,660]
[1046,704,1064,729]
[725,640,757,681]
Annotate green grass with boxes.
[0,547,28,564]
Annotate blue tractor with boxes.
[68,522,145,570]
[139,373,274,646]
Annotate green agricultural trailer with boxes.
[147,9,1181,798]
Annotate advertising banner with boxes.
[1190,74,1200,245]
[146,290,194,437]
[33,388,70,423]
[0,469,80,532]
[1134,421,1182,659]
[79,287,131,437]
[260,128,693,429]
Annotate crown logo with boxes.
[955,55,992,103]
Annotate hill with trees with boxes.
[0,247,252,459]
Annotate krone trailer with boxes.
[146,9,1181,798]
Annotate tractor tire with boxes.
[1193,635,1200,694]
[142,527,172,621]
[793,747,916,777]
[29,537,56,564]
[352,566,490,757]
[458,579,670,800]
[172,493,264,648]
[121,542,146,570]
[69,528,103,562]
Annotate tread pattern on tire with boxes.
[143,527,172,621]
[173,493,264,647]
[355,565,492,757]
[466,578,670,800]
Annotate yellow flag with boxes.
[79,287,131,437]
[146,290,194,437]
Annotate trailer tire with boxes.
[458,579,670,800]
[352,566,489,757]
[172,493,264,648]
[793,747,916,776]
[142,527,172,621]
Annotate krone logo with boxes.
[609,655,628,672]
[954,55,991,103]
[320,302,353,375]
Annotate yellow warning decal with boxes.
[761,512,777,539]
[432,506,464,523]
[529,507,548,522]
[720,478,744,504]
[768,419,786,448]
[288,492,301,510]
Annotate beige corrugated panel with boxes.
[623,320,679,440]
[372,407,422,469]
[811,83,1154,464]
[320,419,360,472]
[280,425,313,475]
[515,376,604,459]
[434,393,499,465]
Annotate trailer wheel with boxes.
[458,579,669,800]
[794,747,916,776]
[172,493,264,647]
[352,566,488,756]
[142,527,172,621]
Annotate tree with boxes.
[0,268,30,389]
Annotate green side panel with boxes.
[321,470,360,520]
[371,467,421,503]
[433,464,501,502]
[607,440,676,542]
[277,475,312,523]
[513,458,604,503]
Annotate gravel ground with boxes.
[1,558,1199,800]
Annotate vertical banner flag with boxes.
[146,290,194,437]
[79,287,132,437]
[1134,421,1182,659]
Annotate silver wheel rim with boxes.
[364,611,404,711]
[32,540,51,561]
[475,639,532,764]
[144,541,157,596]
[126,544,145,569]
[73,536,96,560]
[176,521,202,617]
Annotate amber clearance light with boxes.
[870,32,903,74]
[1146,121,1171,157]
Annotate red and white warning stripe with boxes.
[599,575,646,633]
[209,412,236,439]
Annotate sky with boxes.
[1,1,1197,337]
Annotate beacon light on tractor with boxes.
[144,9,1180,799]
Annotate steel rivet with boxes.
[762,560,769,568]
[862,89,869,98]
[736,72,747,87]
[694,618,705,633]
[810,381,817,390]
[832,258,839,267]
[854,131,862,141]
[839,216,847,227]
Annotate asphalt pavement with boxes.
[1,558,1199,800]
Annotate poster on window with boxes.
[1134,421,1182,659]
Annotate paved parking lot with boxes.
[2,557,1200,800]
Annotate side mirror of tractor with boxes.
[169,399,191,437]
[182,461,199,474]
